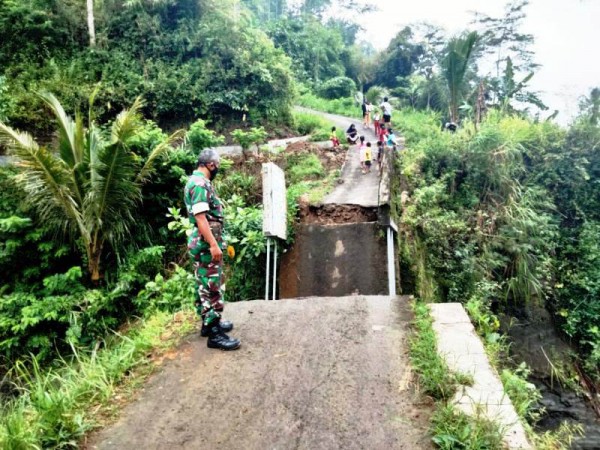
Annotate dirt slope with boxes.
[87,296,431,450]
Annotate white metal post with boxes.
[265,238,271,300]
[272,240,278,300]
[387,227,396,296]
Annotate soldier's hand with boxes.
[210,244,223,262]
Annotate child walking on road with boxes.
[364,142,373,174]
[378,125,387,147]
[330,126,340,147]
[358,136,366,173]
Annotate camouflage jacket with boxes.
[184,170,224,249]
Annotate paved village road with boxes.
[87,296,432,450]
[295,107,382,208]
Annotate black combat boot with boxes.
[206,323,241,351]
[200,319,233,337]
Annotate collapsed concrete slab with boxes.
[279,222,389,298]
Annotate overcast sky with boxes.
[359,0,600,124]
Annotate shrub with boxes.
[217,171,259,204]
[223,195,267,302]
[297,92,361,118]
[187,119,225,153]
[317,76,357,99]
[292,111,330,135]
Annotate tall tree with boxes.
[86,0,96,47]
[373,26,424,88]
[267,17,346,83]
[579,87,600,126]
[472,1,538,82]
[442,31,478,123]
[242,0,287,23]
[0,92,182,281]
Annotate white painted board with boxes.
[262,162,287,240]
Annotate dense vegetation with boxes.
[396,108,600,375]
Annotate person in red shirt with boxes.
[378,124,388,144]
[374,112,381,136]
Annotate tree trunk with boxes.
[88,239,103,283]
[87,0,96,48]
[450,98,458,124]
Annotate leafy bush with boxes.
[231,127,268,158]
[0,167,75,292]
[187,119,225,152]
[217,171,259,205]
[223,195,267,302]
[135,266,195,315]
[318,76,356,99]
[291,110,341,142]
[553,221,600,372]
[292,111,330,135]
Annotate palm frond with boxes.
[136,129,186,184]
[86,124,105,187]
[37,91,84,168]
[442,31,478,122]
[88,82,102,126]
[111,97,144,146]
[85,142,140,246]
[0,122,85,237]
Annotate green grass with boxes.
[410,302,467,400]
[410,301,508,449]
[287,153,325,184]
[297,92,362,119]
[291,110,344,142]
[0,310,195,449]
[432,403,504,450]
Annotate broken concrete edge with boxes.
[428,302,533,450]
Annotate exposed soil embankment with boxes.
[299,203,379,225]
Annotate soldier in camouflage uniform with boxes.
[184,148,241,350]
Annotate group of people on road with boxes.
[362,96,393,131]
[330,96,398,175]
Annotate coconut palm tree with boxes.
[442,31,478,123]
[0,92,183,282]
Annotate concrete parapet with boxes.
[429,303,533,449]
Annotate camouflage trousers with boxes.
[190,248,224,326]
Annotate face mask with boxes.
[209,166,219,180]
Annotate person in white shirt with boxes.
[380,97,393,127]
[364,101,373,128]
